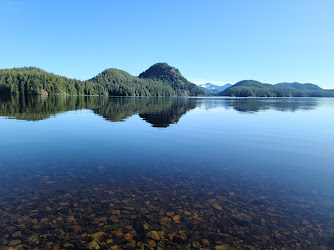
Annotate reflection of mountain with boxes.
[196,98,231,110]
[92,97,196,127]
[139,98,196,127]
[0,96,322,127]
[225,98,319,112]
[0,95,196,127]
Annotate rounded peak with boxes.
[89,67,135,82]
[103,68,128,73]
[1,67,46,73]
[235,80,262,85]
[101,68,133,77]
[150,62,172,68]
[233,80,265,88]
[139,62,181,79]
[144,62,178,73]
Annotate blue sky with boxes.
[1,0,333,88]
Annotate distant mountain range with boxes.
[0,63,333,97]
[199,83,232,95]
[218,80,334,97]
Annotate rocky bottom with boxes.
[0,164,333,249]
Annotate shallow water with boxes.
[0,96,333,249]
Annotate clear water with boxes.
[0,95,333,249]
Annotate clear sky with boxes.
[1,0,333,88]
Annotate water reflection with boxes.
[0,95,333,249]
[0,95,197,127]
[224,98,320,113]
[0,96,323,125]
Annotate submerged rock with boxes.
[9,240,21,246]
[148,231,161,240]
[87,240,100,249]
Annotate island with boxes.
[216,80,334,97]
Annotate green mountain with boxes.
[0,67,98,96]
[218,80,334,97]
[139,63,204,96]
[274,82,322,91]
[0,63,204,97]
[88,68,176,96]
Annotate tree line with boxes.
[0,64,204,97]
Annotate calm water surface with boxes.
[0,96,333,249]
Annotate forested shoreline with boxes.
[1,65,333,98]
[218,80,334,97]
[0,63,204,97]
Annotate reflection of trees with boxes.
[93,97,196,127]
[0,95,98,121]
[225,98,319,113]
[0,96,196,127]
[0,96,320,126]
[139,98,196,127]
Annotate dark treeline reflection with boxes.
[0,95,98,121]
[0,96,322,126]
[196,97,320,113]
[0,95,197,127]
[225,98,320,112]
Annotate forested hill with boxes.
[90,63,204,96]
[0,67,99,96]
[218,80,334,97]
[88,68,178,96]
[139,63,204,96]
[0,63,204,96]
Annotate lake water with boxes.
[0,95,333,249]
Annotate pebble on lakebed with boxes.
[0,168,332,249]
